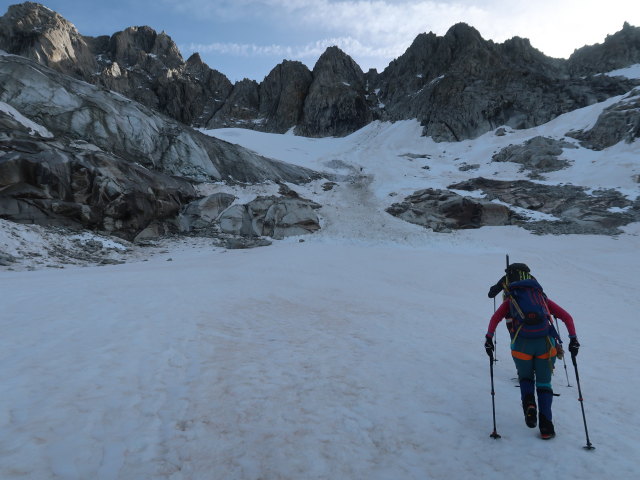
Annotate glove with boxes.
[569,337,580,357]
[556,342,564,360]
[484,335,494,357]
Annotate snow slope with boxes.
[1,82,640,479]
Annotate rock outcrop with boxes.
[386,188,513,232]
[207,78,261,129]
[0,2,97,78]
[388,177,639,235]
[180,192,322,240]
[491,136,577,178]
[567,88,640,150]
[0,2,235,128]
[450,178,639,234]
[0,52,320,239]
[178,193,236,232]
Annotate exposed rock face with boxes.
[182,53,234,125]
[386,188,513,232]
[297,47,374,137]
[296,47,373,137]
[207,79,261,129]
[0,123,198,239]
[107,25,182,70]
[258,60,313,133]
[93,28,236,128]
[0,53,319,184]
[247,195,321,238]
[568,22,640,76]
[492,136,577,178]
[212,195,321,239]
[373,23,639,142]
[567,88,640,149]
[178,193,236,232]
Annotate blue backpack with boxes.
[505,279,552,338]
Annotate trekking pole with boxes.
[489,353,501,439]
[571,353,595,450]
[493,297,498,363]
[554,316,572,387]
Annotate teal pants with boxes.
[511,336,557,388]
[511,336,557,419]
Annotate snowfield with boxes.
[2,77,640,479]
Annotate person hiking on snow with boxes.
[487,263,565,357]
[483,263,580,439]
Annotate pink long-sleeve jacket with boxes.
[486,299,576,338]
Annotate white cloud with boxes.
[176,0,640,70]
[183,36,401,71]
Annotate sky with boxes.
[1,0,639,82]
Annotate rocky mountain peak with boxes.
[0,2,96,76]
[185,52,203,67]
[257,60,313,133]
[296,46,372,137]
[443,22,484,45]
[3,2,71,33]
[107,26,183,69]
[312,46,365,86]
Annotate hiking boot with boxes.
[522,394,537,428]
[524,403,537,428]
[539,413,555,439]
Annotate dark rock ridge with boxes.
[374,23,639,141]
[568,22,640,76]
[2,3,639,141]
[387,178,640,235]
